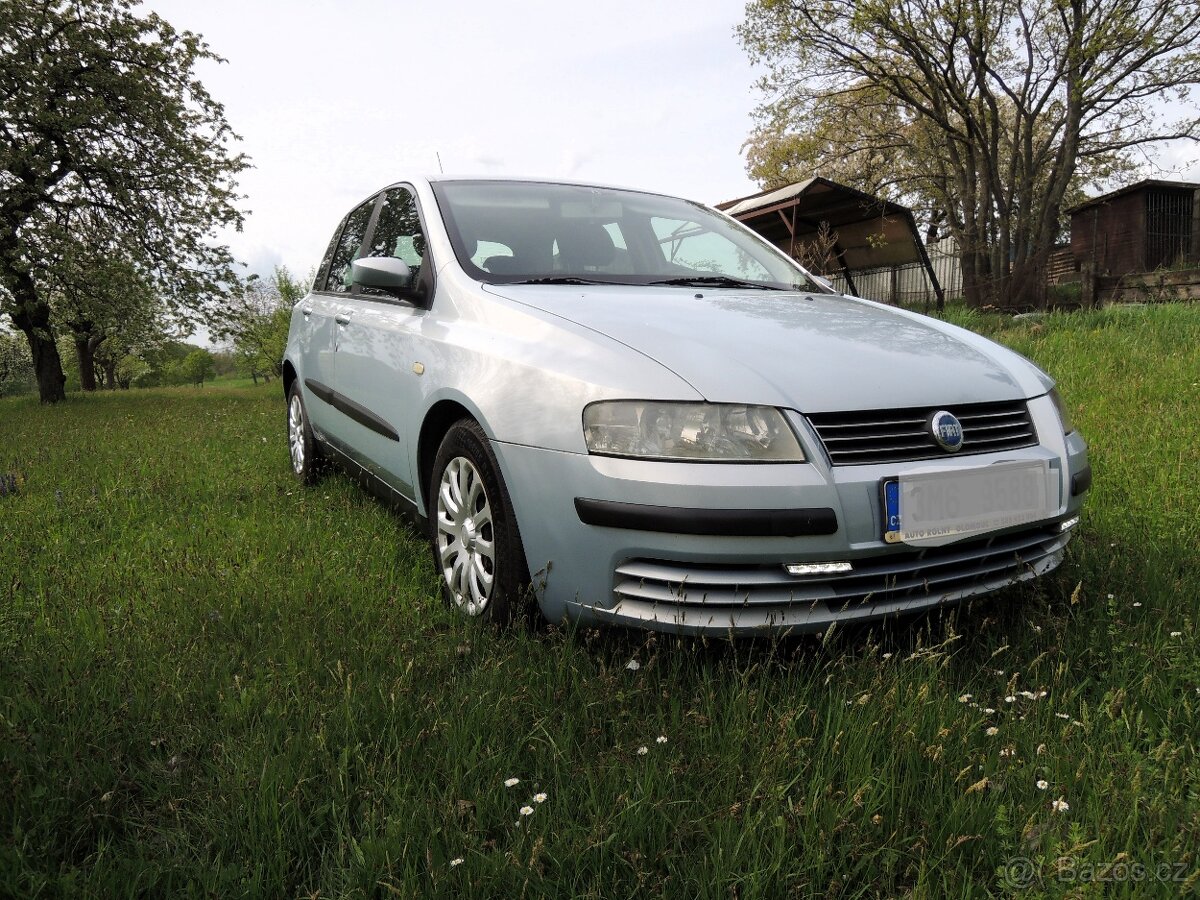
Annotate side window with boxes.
[651,216,773,281]
[322,198,377,293]
[361,186,426,296]
[314,231,340,293]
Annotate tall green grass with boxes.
[1,305,1197,897]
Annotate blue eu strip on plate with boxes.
[883,479,901,543]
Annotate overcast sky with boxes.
[141,0,1198,346]
[145,0,765,288]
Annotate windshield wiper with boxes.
[648,275,784,290]
[511,276,616,285]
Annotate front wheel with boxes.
[428,419,531,624]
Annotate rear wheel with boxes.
[429,419,531,623]
[286,384,323,484]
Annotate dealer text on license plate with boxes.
[882,460,1054,546]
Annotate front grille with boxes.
[613,524,1068,614]
[808,400,1037,466]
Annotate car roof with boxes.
[412,173,688,200]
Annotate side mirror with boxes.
[351,257,413,298]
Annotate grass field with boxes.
[1,304,1198,897]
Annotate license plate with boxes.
[882,460,1054,547]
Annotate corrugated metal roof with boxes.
[716,179,819,217]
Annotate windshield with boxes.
[431,180,829,292]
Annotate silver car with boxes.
[282,177,1090,635]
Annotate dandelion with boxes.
[1005,695,1016,703]
[625,659,641,671]
[533,792,547,803]
[450,858,464,867]
[958,694,973,703]
[984,707,996,714]
[519,805,534,816]
[1107,593,1114,600]
[656,736,668,744]
[637,746,649,756]
[504,777,520,788]
[1170,631,1182,638]
[985,726,999,736]
[1052,797,1070,813]
[1036,780,1049,790]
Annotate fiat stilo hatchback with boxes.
[282,176,1090,635]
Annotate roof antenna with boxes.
[436,151,444,174]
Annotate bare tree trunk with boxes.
[960,246,992,308]
[103,359,117,389]
[75,336,97,391]
[10,283,66,403]
[1009,250,1048,310]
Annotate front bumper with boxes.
[491,397,1089,636]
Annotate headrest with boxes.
[556,221,615,269]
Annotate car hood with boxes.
[482,285,1051,412]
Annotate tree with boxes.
[0,330,35,397]
[0,0,247,403]
[740,1,1200,307]
[45,221,168,391]
[217,267,310,384]
[181,349,215,387]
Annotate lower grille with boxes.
[808,400,1037,466]
[613,525,1068,613]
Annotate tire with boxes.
[428,419,531,624]
[286,383,323,484]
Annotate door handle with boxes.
[335,314,351,325]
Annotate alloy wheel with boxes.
[435,456,496,615]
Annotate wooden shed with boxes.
[716,178,943,306]
[1069,179,1200,275]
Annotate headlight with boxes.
[1048,388,1075,435]
[583,401,806,462]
